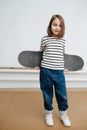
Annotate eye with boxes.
[52,23,57,26]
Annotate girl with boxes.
[40,14,71,127]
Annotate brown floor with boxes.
[0,88,87,130]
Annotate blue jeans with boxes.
[40,67,68,112]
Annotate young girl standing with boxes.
[40,14,71,127]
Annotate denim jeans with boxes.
[40,67,68,112]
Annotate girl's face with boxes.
[51,18,61,37]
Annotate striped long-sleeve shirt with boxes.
[40,35,65,70]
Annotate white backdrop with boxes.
[0,0,87,70]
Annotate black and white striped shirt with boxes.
[40,36,65,70]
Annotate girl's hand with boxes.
[34,66,40,70]
[64,68,69,72]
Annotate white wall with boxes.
[0,0,87,69]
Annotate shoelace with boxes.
[61,114,69,120]
[46,113,53,119]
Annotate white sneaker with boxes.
[60,114,71,127]
[45,113,54,126]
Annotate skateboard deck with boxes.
[18,51,84,71]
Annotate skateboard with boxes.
[18,51,84,71]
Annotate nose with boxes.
[57,26,60,30]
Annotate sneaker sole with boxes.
[60,119,71,127]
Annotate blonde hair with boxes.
[47,14,65,38]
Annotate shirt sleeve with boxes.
[40,37,45,51]
[63,39,66,54]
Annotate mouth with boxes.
[55,31,60,33]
